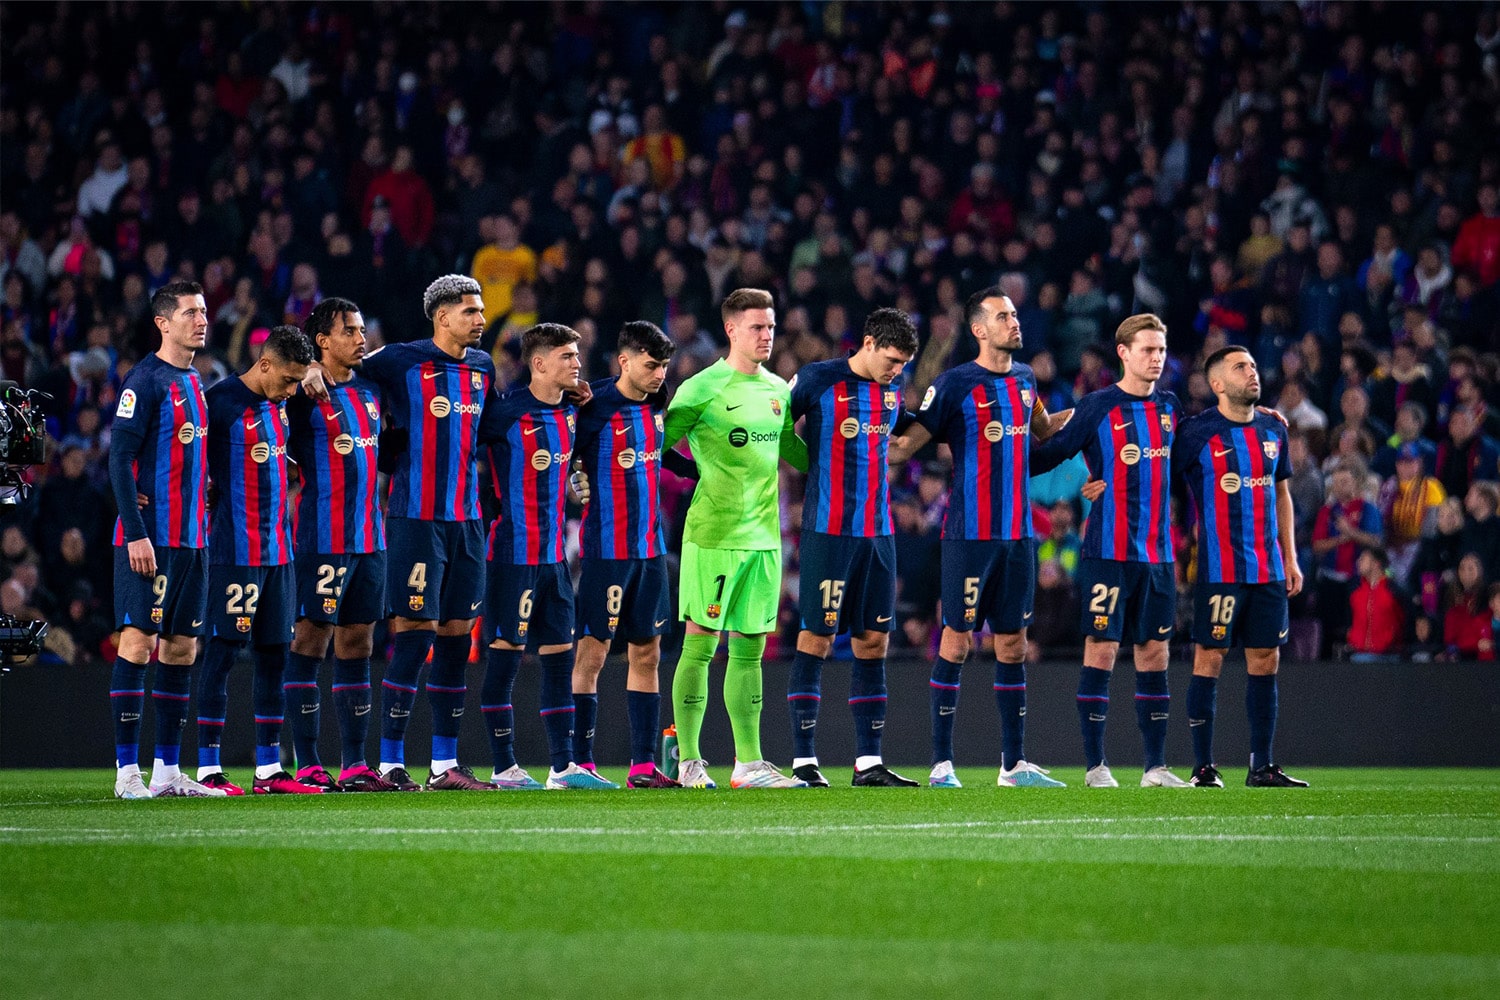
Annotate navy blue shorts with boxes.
[487,559,575,648]
[296,550,387,626]
[114,545,208,637]
[208,563,296,645]
[940,537,1036,633]
[386,516,485,622]
[1193,580,1289,649]
[1078,558,1176,645]
[799,532,898,635]
[577,556,670,643]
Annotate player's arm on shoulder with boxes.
[888,418,932,465]
[1030,397,1088,474]
[1030,398,1072,441]
[662,379,708,451]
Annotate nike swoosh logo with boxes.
[1114,422,1131,431]
[1023,611,1033,620]
[523,426,540,435]
[974,400,993,408]
[301,705,318,714]
[422,371,442,379]
[1279,629,1289,639]
[837,395,855,402]
[471,601,482,611]
[726,404,743,411]
[654,619,668,628]
[172,398,185,407]
[876,615,892,623]
[1157,625,1172,634]
[191,620,203,628]
[355,705,371,716]
[245,420,260,430]
[1213,448,1233,457]
[800,720,816,729]
[616,427,630,435]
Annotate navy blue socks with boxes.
[380,629,434,767]
[930,656,963,764]
[1077,666,1111,768]
[1186,674,1218,768]
[993,660,1026,770]
[1135,670,1170,771]
[788,650,823,760]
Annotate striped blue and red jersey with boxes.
[1032,384,1180,563]
[915,361,1037,541]
[109,354,209,549]
[791,358,902,537]
[205,378,293,566]
[1175,409,1291,584]
[481,387,575,565]
[1312,497,1382,581]
[286,374,385,555]
[574,378,668,560]
[360,340,495,522]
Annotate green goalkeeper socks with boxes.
[725,634,767,763]
[672,633,718,760]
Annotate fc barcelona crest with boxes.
[770,398,782,416]
[323,597,338,615]
[964,607,976,623]
[151,607,164,624]
[1020,388,1033,409]
[409,595,424,612]
[883,390,898,410]
[824,611,838,627]
[471,371,483,391]
[706,603,722,620]
[1262,440,1279,460]
[365,401,379,421]
[655,413,664,431]
[566,413,575,432]
[1093,615,1109,631]
[236,616,252,633]
[517,621,529,637]
[1211,625,1227,640]
[1160,412,1173,434]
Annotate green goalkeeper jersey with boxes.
[664,359,808,551]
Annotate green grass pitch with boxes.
[3,768,1497,1000]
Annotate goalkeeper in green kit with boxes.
[664,288,809,788]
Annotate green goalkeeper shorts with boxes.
[679,540,782,635]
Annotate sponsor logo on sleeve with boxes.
[116,389,137,419]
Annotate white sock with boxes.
[430,758,458,774]
[379,762,402,776]
[196,766,222,781]
[855,755,882,771]
[150,759,181,785]
[117,763,141,779]
[732,760,756,777]
[792,756,819,769]
[255,763,282,780]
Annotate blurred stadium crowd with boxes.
[0,1,1496,665]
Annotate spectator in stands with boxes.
[362,145,434,249]
[1036,498,1081,579]
[1451,183,1500,289]
[1379,443,1446,586]
[1314,463,1385,656]
[1028,558,1079,662]
[1436,408,1500,501]
[1347,547,1407,661]
[1442,554,1494,661]
[1372,401,1436,478]
[1460,481,1500,580]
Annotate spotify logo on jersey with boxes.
[177,422,198,445]
[530,450,552,470]
[729,427,749,447]
[840,418,861,439]
[617,448,637,468]
[251,442,271,463]
[333,433,355,455]
[429,396,451,418]
[983,421,1004,442]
